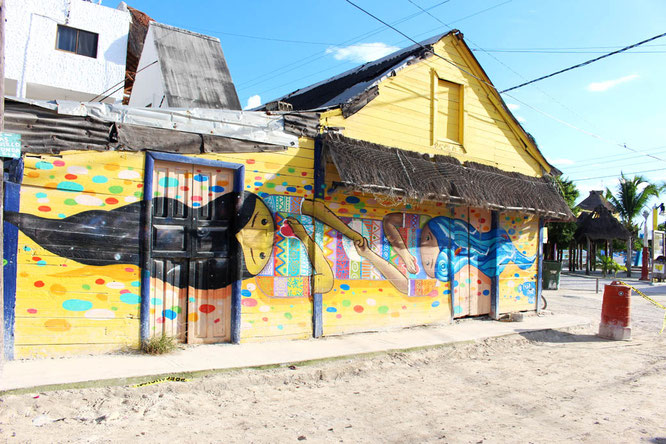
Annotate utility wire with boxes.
[500,31,666,93]
[90,60,158,103]
[571,167,666,182]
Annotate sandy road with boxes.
[1,275,665,443]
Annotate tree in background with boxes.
[546,177,579,261]
[605,174,662,277]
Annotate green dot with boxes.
[111,306,118,311]
[266,183,276,188]
[284,312,293,320]
[342,299,351,307]
[128,167,134,171]
[49,175,55,179]
[378,306,389,314]
[3,259,7,266]
[134,191,143,198]
[288,168,295,173]
[108,186,123,194]
[172,306,182,314]
[86,165,92,170]
[82,284,91,290]
[64,199,77,205]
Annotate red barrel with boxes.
[598,281,631,340]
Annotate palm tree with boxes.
[605,174,662,276]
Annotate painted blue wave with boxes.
[427,216,536,281]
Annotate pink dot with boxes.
[125,268,134,272]
[241,298,257,307]
[27,308,37,314]
[192,196,202,202]
[120,289,130,294]
[53,160,65,167]
[336,314,342,319]
[156,317,164,324]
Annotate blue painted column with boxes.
[311,137,325,338]
[3,158,24,360]
[536,218,545,313]
[139,153,154,344]
[489,210,500,319]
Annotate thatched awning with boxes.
[323,133,574,220]
[575,205,630,242]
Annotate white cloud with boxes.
[245,94,261,110]
[551,158,575,166]
[587,74,639,92]
[326,42,400,63]
[515,115,526,123]
[507,103,520,111]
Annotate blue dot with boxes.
[432,301,440,308]
[37,260,46,266]
[36,192,47,198]
[35,161,53,170]
[453,281,459,287]
[57,182,84,192]
[326,307,337,313]
[453,305,462,314]
[286,187,297,192]
[304,185,313,190]
[514,273,520,277]
[151,298,163,306]
[340,284,350,291]
[360,209,367,213]
[509,229,516,235]
[92,175,108,184]
[120,293,140,304]
[259,192,269,198]
[345,196,360,204]
[158,177,178,188]
[443,290,451,295]
[63,299,93,311]
[277,325,284,330]
[193,174,209,182]
[163,309,177,320]
[211,186,225,192]
[192,202,201,208]
[58,213,66,218]
[482,290,490,295]
[254,182,262,187]
[131,281,141,287]
[241,289,251,297]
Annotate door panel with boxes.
[468,208,492,316]
[149,161,236,343]
[453,207,470,318]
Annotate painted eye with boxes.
[259,252,266,259]
[261,218,268,226]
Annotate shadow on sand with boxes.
[517,329,610,344]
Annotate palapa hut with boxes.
[574,205,630,274]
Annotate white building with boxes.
[5,0,131,104]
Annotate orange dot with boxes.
[50,284,67,296]
[96,293,107,301]
[104,163,120,171]
[27,171,40,178]
[188,312,199,322]
[44,319,71,332]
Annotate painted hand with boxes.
[404,253,419,274]
[353,237,372,258]
[284,217,308,240]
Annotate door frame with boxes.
[140,152,245,344]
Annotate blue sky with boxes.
[114,0,666,213]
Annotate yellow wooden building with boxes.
[2,31,571,359]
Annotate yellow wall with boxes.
[321,36,545,177]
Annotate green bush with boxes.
[142,334,178,355]
[596,254,627,278]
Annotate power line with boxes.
[475,49,666,54]
[571,167,666,182]
[236,0,452,91]
[563,148,666,171]
[500,31,666,93]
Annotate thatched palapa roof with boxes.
[574,205,630,242]
[324,133,574,220]
[577,190,616,213]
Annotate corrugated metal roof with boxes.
[150,22,241,110]
[261,32,449,112]
[4,97,298,154]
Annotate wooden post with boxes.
[585,237,592,276]
[626,235,632,277]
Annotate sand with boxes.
[1,279,665,443]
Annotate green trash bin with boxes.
[542,260,562,290]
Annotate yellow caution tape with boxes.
[132,376,190,388]
[617,281,666,334]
